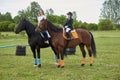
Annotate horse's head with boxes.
[15,19,26,34]
[35,19,47,32]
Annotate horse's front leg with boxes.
[37,46,41,67]
[30,46,37,67]
[50,43,58,64]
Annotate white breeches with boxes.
[65,26,71,32]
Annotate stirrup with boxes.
[44,40,49,44]
[67,37,71,40]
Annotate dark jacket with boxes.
[64,18,73,30]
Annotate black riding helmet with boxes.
[67,12,73,16]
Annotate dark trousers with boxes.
[66,32,71,39]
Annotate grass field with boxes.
[0,31,120,80]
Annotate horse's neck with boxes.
[47,28,54,38]
[47,26,61,38]
[25,26,36,38]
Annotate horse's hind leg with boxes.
[37,46,41,67]
[86,45,93,66]
[79,44,86,66]
[56,53,60,68]
[60,53,64,68]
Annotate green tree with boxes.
[18,10,27,19]
[18,1,41,22]
[5,12,12,21]
[46,10,49,15]
[46,8,54,15]
[30,1,41,22]
[47,14,66,26]
[0,21,11,31]
[0,12,12,22]
[8,23,16,31]
[13,15,21,23]
[57,15,66,25]
[73,20,82,29]
[80,22,88,29]
[47,15,58,23]
[100,0,120,25]
[98,19,115,30]
[72,11,77,20]
[87,23,98,30]
[0,13,4,22]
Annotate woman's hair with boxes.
[39,9,45,16]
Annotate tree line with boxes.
[0,0,120,31]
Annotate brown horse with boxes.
[35,19,96,68]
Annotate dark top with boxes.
[64,18,73,30]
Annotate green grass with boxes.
[0,31,120,80]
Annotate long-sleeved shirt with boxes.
[37,15,46,23]
[64,18,73,30]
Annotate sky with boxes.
[0,0,105,23]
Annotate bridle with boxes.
[38,19,48,31]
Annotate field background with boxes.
[0,31,120,80]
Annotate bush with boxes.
[20,31,26,36]
[73,21,82,29]
[57,15,66,25]
[47,15,58,23]
[87,23,98,30]
[31,21,37,27]
[8,23,16,31]
[98,19,115,30]
[53,23,61,27]
[80,22,88,29]
[0,21,11,31]
[115,24,120,30]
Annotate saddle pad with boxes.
[63,29,78,40]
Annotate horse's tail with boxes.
[89,32,96,57]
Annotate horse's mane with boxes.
[47,21,62,32]
[25,19,36,29]
[25,20,36,29]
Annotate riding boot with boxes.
[66,32,71,40]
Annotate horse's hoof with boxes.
[38,64,41,68]
[61,66,64,68]
[34,64,37,67]
[90,64,93,66]
[81,64,85,66]
[57,65,60,68]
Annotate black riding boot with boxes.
[66,32,71,40]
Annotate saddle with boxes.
[63,29,78,40]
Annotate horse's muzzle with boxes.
[15,30,19,34]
